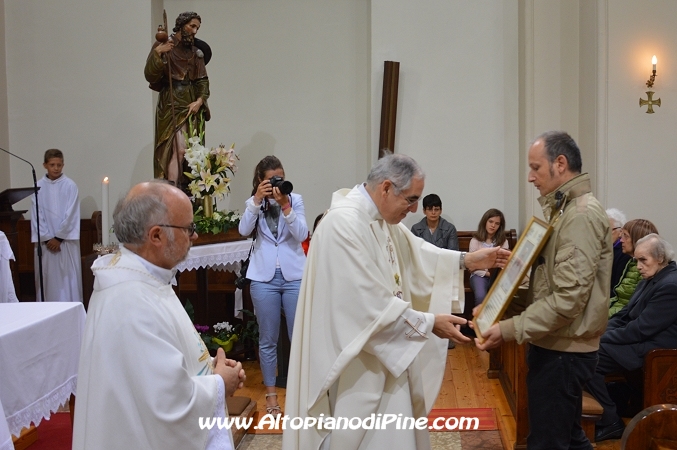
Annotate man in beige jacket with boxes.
[476,131,612,450]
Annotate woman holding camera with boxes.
[238,155,307,415]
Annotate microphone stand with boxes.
[0,147,45,302]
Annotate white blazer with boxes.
[238,193,308,282]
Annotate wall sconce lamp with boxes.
[640,55,661,114]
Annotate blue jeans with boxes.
[250,269,300,387]
[527,345,598,450]
[469,274,491,306]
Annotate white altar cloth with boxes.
[176,239,252,273]
[0,397,11,450]
[0,232,17,303]
[0,302,86,436]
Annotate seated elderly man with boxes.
[73,180,246,450]
[586,233,677,442]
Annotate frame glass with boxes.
[473,216,553,342]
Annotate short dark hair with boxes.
[174,11,201,33]
[44,148,63,163]
[536,131,582,174]
[422,194,442,210]
[313,212,325,232]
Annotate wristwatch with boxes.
[459,252,466,271]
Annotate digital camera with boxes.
[269,175,293,195]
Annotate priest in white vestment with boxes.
[282,154,509,450]
[73,181,245,450]
[30,149,82,302]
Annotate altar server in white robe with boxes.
[282,154,509,450]
[0,231,18,303]
[73,180,246,450]
[30,149,82,302]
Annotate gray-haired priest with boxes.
[282,154,509,450]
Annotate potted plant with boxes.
[198,321,239,354]
[185,299,239,355]
[235,309,259,360]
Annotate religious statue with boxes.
[144,11,212,186]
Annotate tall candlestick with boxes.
[652,55,657,72]
[102,177,110,245]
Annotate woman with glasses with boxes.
[608,219,658,317]
[238,155,307,416]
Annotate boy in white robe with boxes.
[30,148,82,302]
[73,181,245,450]
[282,154,509,450]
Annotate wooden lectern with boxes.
[0,188,37,300]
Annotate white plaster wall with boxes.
[606,1,677,244]
[372,0,520,232]
[11,0,673,247]
[5,0,521,237]
[6,0,154,239]
[526,0,584,223]
[163,0,371,228]
[0,0,9,192]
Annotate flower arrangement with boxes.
[184,138,238,200]
[193,206,241,235]
[195,321,239,353]
[182,118,241,234]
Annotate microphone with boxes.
[0,147,45,302]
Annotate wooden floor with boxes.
[238,344,517,449]
[237,344,624,449]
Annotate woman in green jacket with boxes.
[608,219,658,317]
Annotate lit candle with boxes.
[102,177,110,245]
[652,55,657,72]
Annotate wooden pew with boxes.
[488,327,677,448]
[643,348,677,408]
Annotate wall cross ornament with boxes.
[640,91,661,114]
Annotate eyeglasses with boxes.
[390,183,420,206]
[396,191,420,206]
[157,223,197,237]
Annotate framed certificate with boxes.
[473,216,552,342]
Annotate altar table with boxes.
[0,302,86,437]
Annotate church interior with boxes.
[2,1,677,449]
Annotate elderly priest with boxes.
[282,154,509,450]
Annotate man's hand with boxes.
[46,238,61,252]
[432,314,472,344]
[213,348,246,397]
[187,98,204,115]
[154,40,174,55]
[473,323,503,351]
[465,247,510,272]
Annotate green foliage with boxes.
[184,299,195,322]
[193,208,241,235]
[235,309,259,345]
